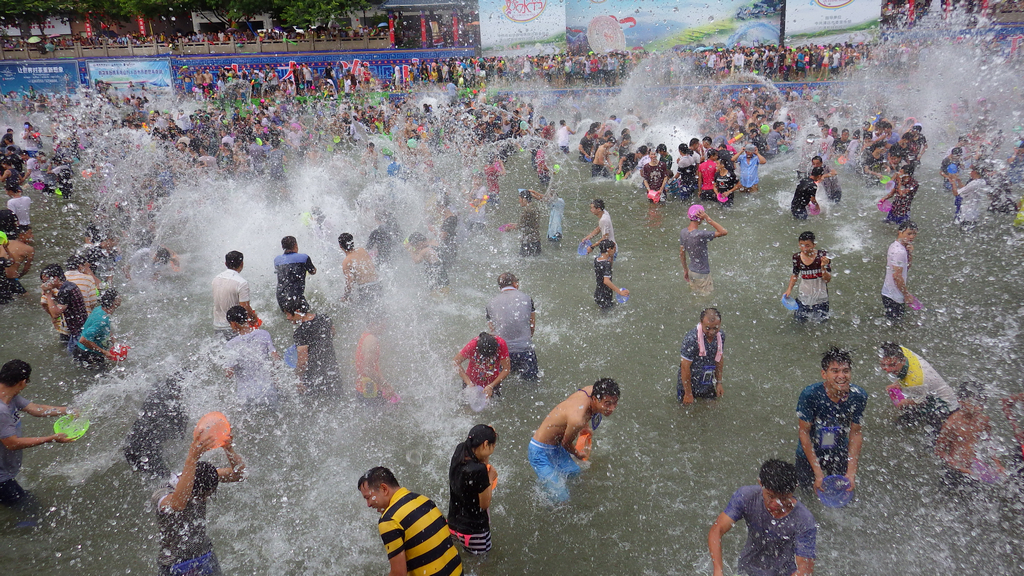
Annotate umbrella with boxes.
[377,23,388,27]
[225,27,239,32]
[273,26,284,32]
[48,34,62,38]
[26,36,41,44]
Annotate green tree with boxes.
[276,0,371,28]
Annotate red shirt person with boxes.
[454,332,510,398]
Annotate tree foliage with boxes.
[1,0,375,31]
[277,0,372,28]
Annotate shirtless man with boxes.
[0,230,32,303]
[935,382,1005,493]
[528,378,620,502]
[355,320,398,404]
[592,139,615,178]
[338,233,380,306]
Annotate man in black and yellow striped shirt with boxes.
[358,467,463,576]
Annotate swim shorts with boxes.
[528,439,581,503]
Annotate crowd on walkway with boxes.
[1,54,1024,576]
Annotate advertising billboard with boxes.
[2,17,72,37]
[0,61,79,95]
[785,0,880,44]
[479,0,567,55]
[87,60,174,94]
[566,0,781,52]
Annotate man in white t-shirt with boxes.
[732,50,745,73]
[580,198,615,254]
[555,120,574,154]
[952,165,989,229]
[881,221,917,321]
[224,305,279,407]
[212,250,257,338]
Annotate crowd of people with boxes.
[0,24,390,53]
[1,48,1024,576]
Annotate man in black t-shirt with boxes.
[791,168,823,220]
[284,300,339,396]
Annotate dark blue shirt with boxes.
[795,382,867,458]
[274,252,315,305]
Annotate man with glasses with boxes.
[708,459,816,576]
[678,308,725,405]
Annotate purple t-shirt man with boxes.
[722,485,817,576]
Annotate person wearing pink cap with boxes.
[679,205,727,296]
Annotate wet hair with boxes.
[192,461,220,499]
[0,359,31,386]
[811,155,823,164]
[40,263,65,282]
[154,247,172,265]
[897,220,918,233]
[281,236,297,251]
[901,162,917,176]
[497,272,517,288]
[798,231,816,243]
[656,144,667,154]
[950,147,963,156]
[592,378,620,400]
[689,138,701,147]
[407,232,427,245]
[879,342,904,359]
[700,307,721,322]
[810,167,825,178]
[957,381,986,404]
[358,466,399,490]
[226,305,249,325]
[759,459,797,494]
[597,239,616,254]
[678,143,690,155]
[636,145,649,156]
[99,289,119,309]
[475,332,499,358]
[225,251,243,269]
[282,299,310,315]
[451,424,498,467]
[338,232,355,251]
[65,253,85,270]
[821,346,852,370]
[773,121,785,129]
[519,188,533,201]
[591,198,605,211]
[702,136,713,145]
[0,210,15,235]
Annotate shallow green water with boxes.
[1,135,1022,576]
